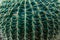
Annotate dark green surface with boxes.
[0,0,60,40]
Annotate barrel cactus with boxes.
[0,0,60,40]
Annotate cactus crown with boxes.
[0,0,60,40]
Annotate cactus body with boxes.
[0,0,60,40]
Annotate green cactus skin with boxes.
[0,0,60,40]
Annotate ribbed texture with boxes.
[0,0,60,40]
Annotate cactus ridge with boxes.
[0,0,60,40]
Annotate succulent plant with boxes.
[0,0,60,40]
